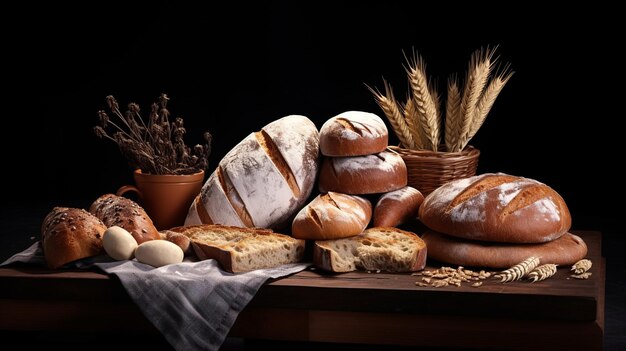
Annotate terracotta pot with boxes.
[116,169,205,230]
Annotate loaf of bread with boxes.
[41,207,107,269]
[313,227,427,272]
[292,192,372,240]
[319,111,388,156]
[422,230,588,268]
[89,194,161,244]
[185,115,319,229]
[373,186,424,227]
[170,224,305,273]
[419,173,571,243]
[318,150,407,194]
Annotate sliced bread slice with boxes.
[314,227,427,272]
[170,224,305,273]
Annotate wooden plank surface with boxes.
[0,230,605,350]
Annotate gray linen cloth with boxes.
[2,241,309,350]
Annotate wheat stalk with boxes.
[406,52,440,151]
[466,68,514,143]
[445,77,461,151]
[367,81,415,148]
[403,98,424,149]
[454,49,493,151]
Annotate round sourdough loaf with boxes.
[421,230,588,268]
[185,115,319,229]
[318,150,407,194]
[419,173,571,243]
[292,192,372,240]
[319,111,388,156]
[41,207,107,269]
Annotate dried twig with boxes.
[95,94,212,175]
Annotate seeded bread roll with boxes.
[89,194,160,244]
[373,186,424,227]
[318,150,407,195]
[319,111,388,156]
[419,173,571,243]
[422,230,588,268]
[41,207,107,269]
[292,192,372,240]
[185,115,319,229]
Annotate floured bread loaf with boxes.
[292,192,372,240]
[185,115,319,229]
[419,173,571,243]
[422,230,588,268]
[318,150,407,194]
[314,227,427,273]
[319,111,388,156]
[171,224,305,273]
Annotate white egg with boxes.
[103,226,138,260]
[135,240,184,267]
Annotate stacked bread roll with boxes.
[419,173,588,268]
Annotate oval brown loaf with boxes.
[185,115,319,229]
[42,207,107,269]
[89,194,160,244]
[318,150,407,194]
[421,230,588,268]
[292,192,372,240]
[319,111,388,157]
[418,173,571,243]
[373,186,424,227]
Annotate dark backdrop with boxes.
[1,1,621,234]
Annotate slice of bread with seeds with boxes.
[314,227,427,273]
[169,224,305,273]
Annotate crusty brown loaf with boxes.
[89,194,160,244]
[319,111,388,156]
[170,224,305,273]
[160,230,192,255]
[292,192,372,240]
[373,186,424,227]
[318,150,407,194]
[185,115,319,229]
[418,173,571,243]
[41,207,107,269]
[313,227,427,273]
[422,230,588,268]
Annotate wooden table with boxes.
[0,231,605,350]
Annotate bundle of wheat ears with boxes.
[369,48,513,152]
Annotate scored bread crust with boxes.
[318,150,408,194]
[319,111,389,156]
[41,207,107,269]
[313,227,427,273]
[418,173,572,243]
[186,115,319,229]
[292,192,372,240]
[422,230,588,268]
[170,224,305,273]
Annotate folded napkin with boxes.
[2,242,310,351]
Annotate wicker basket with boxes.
[388,145,480,196]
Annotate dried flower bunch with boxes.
[94,94,212,175]
[370,47,513,152]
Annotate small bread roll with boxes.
[135,240,184,267]
[103,226,138,260]
[292,192,372,240]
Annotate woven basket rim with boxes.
[388,145,480,160]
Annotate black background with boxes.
[2,1,622,233]
[1,1,624,349]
